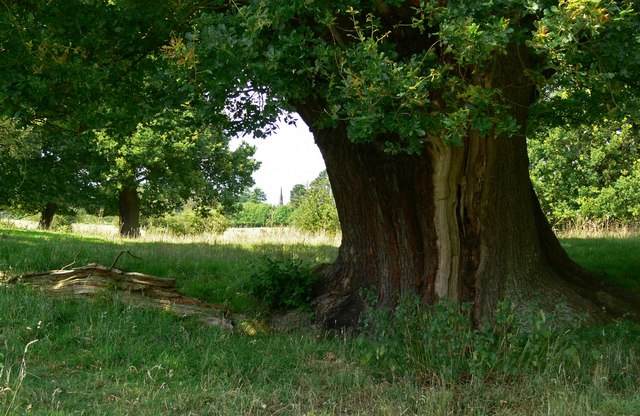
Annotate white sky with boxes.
[235,114,326,205]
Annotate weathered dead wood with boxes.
[2,263,234,330]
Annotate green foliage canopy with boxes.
[187,1,640,151]
[0,1,259,221]
[0,118,107,216]
[94,108,258,218]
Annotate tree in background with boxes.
[529,121,640,229]
[94,109,258,237]
[242,187,268,204]
[232,186,295,228]
[270,204,293,227]
[0,118,107,229]
[289,184,307,209]
[232,202,274,228]
[0,1,259,237]
[290,171,340,234]
[232,187,273,227]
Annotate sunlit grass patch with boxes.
[1,225,640,414]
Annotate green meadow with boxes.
[1,226,640,415]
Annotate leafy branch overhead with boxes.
[187,1,639,151]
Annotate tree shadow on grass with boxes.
[0,226,338,314]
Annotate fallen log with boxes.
[1,263,234,330]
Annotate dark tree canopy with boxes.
[0,118,107,227]
[0,0,259,236]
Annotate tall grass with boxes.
[1,225,640,414]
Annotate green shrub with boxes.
[49,214,75,232]
[232,202,274,227]
[146,208,229,236]
[357,294,584,384]
[269,205,292,227]
[74,210,119,226]
[248,257,319,311]
[289,171,340,234]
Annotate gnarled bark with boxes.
[297,44,640,328]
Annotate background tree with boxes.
[289,184,308,209]
[0,118,107,229]
[241,187,268,204]
[231,186,297,227]
[232,202,274,228]
[94,109,258,237]
[270,204,293,227]
[290,171,340,234]
[529,121,640,229]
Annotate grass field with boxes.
[1,225,640,415]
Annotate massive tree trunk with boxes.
[119,186,141,238]
[38,202,58,230]
[297,45,640,328]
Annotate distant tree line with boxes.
[232,170,340,233]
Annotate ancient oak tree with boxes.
[3,1,640,325]
[188,1,640,326]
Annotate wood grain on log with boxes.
[2,263,234,330]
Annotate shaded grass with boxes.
[561,235,640,292]
[0,286,430,415]
[1,226,640,414]
[0,227,337,313]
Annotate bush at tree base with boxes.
[248,257,319,311]
[357,294,602,384]
[144,208,229,236]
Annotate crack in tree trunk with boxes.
[298,43,640,328]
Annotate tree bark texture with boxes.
[297,44,640,328]
[119,186,141,238]
[38,202,58,230]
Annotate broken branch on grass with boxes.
[61,252,82,271]
[109,250,142,270]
